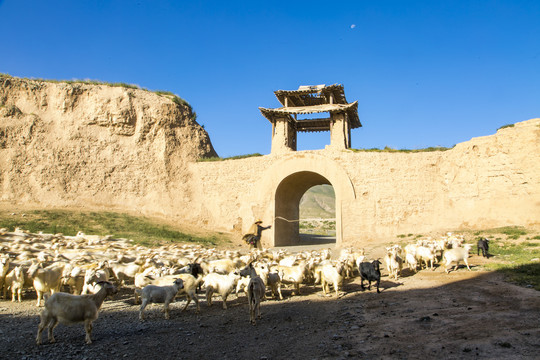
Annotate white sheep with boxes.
[415,245,436,270]
[444,244,473,273]
[0,255,12,299]
[405,252,418,271]
[36,281,117,345]
[108,261,141,286]
[82,268,110,295]
[134,272,202,313]
[278,261,307,296]
[5,266,25,302]
[137,278,185,320]
[267,270,283,300]
[61,264,85,295]
[28,262,66,306]
[244,264,265,325]
[202,258,237,274]
[320,262,344,298]
[203,270,240,309]
[385,246,403,280]
[235,275,251,297]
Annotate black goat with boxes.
[188,261,204,293]
[477,238,490,258]
[359,260,382,293]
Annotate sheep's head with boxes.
[173,278,184,289]
[96,281,118,296]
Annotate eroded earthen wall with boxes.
[190,119,540,246]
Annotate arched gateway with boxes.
[254,153,356,247]
[251,84,360,247]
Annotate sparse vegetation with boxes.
[480,239,540,290]
[351,146,454,153]
[299,219,336,235]
[497,124,515,131]
[197,153,263,162]
[0,210,227,247]
[0,73,193,112]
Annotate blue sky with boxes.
[1,1,538,157]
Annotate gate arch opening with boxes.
[274,171,336,247]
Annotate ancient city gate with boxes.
[256,85,360,246]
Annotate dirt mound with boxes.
[0,76,216,217]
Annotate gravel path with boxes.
[1,262,539,360]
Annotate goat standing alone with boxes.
[36,281,117,345]
[241,263,265,325]
[359,260,382,293]
[477,238,490,258]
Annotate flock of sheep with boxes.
[0,227,481,345]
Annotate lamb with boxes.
[477,238,490,258]
[28,262,66,306]
[4,266,25,302]
[135,272,202,313]
[359,260,382,293]
[36,281,117,345]
[203,270,241,309]
[137,278,185,320]
[385,246,403,280]
[444,244,473,273]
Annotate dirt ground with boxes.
[0,251,539,360]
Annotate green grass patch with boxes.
[197,153,264,162]
[480,240,540,290]
[0,210,226,247]
[480,226,528,237]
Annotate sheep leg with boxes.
[36,291,43,307]
[36,315,48,345]
[139,299,149,321]
[464,258,471,271]
[181,296,191,312]
[164,301,171,319]
[17,287,22,302]
[84,320,93,344]
[192,293,200,313]
[48,318,58,343]
[222,293,228,309]
[205,288,213,307]
[256,299,261,320]
[277,284,283,300]
[321,279,327,295]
